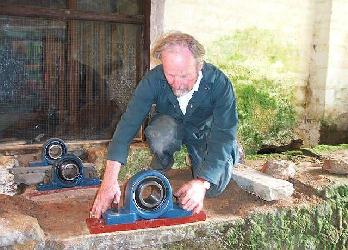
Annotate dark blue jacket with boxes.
[107,62,238,186]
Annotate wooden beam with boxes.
[0,4,144,24]
[0,140,111,153]
[0,139,147,153]
[143,0,151,74]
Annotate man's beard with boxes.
[172,88,190,97]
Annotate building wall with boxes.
[325,0,348,131]
[151,0,348,145]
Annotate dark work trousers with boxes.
[144,114,242,197]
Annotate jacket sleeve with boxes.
[196,72,238,186]
[107,75,157,164]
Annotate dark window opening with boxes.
[0,1,149,143]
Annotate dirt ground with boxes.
[0,155,329,239]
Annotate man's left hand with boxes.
[174,179,207,214]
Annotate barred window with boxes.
[0,1,150,142]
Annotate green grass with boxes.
[119,146,189,181]
[311,144,348,154]
[172,146,189,169]
[118,147,152,180]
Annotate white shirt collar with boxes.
[177,71,203,115]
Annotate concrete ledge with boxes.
[45,218,242,249]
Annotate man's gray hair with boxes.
[151,31,205,65]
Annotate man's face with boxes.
[162,46,201,97]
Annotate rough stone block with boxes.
[232,166,294,201]
[0,169,14,184]
[0,212,45,248]
[15,173,47,185]
[322,152,348,174]
[0,185,17,196]
[0,170,17,196]
[0,156,19,195]
[261,160,296,180]
[11,166,51,186]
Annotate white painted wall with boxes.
[325,0,348,131]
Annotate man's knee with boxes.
[145,114,182,154]
[145,114,182,169]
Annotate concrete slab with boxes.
[44,218,241,250]
[232,165,294,201]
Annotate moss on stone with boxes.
[227,186,348,249]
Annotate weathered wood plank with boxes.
[0,4,144,24]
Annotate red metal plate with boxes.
[86,211,207,234]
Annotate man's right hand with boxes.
[91,160,122,219]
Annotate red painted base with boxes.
[86,211,207,234]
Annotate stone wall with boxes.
[153,0,348,146]
[0,156,18,195]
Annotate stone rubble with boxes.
[261,160,296,180]
[322,151,348,174]
[0,156,18,196]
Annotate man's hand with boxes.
[174,179,208,214]
[91,160,122,219]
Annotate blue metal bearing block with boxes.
[37,154,101,191]
[103,169,192,225]
[29,138,68,167]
